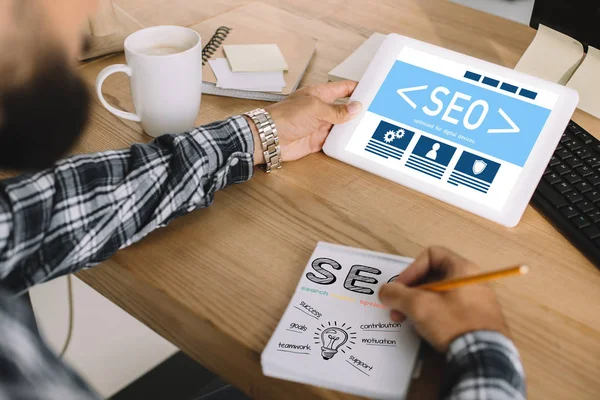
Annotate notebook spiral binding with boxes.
[202,26,232,65]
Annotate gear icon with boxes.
[395,128,406,139]
[384,130,396,143]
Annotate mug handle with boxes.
[95,64,141,122]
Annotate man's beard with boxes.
[0,55,90,170]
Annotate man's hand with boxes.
[246,81,362,165]
[379,247,510,352]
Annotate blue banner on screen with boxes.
[368,61,552,167]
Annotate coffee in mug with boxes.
[140,45,188,56]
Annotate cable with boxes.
[59,275,74,358]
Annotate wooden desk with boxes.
[72,1,600,399]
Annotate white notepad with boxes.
[328,33,387,82]
[261,242,421,399]
[224,44,289,72]
[515,24,585,85]
[567,46,600,119]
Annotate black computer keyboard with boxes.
[532,120,600,268]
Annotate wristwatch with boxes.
[245,108,282,173]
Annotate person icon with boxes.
[426,143,440,160]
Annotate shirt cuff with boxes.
[444,331,526,400]
[192,115,255,192]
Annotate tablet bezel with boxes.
[323,34,579,227]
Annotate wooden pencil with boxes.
[415,265,529,292]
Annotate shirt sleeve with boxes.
[0,289,101,400]
[442,330,527,400]
[0,116,254,295]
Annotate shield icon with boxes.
[472,160,487,175]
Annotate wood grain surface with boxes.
[25,0,600,399]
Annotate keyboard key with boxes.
[587,156,600,168]
[579,132,594,144]
[533,121,600,268]
[566,141,582,151]
[576,165,593,176]
[554,164,571,175]
[568,121,582,134]
[587,174,600,186]
[575,148,592,159]
[561,206,579,218]
[536,181,568,208]
[566,192,584,203]
[575,181,593,193]
[564,173,581,184]
[577,201,595,213]
[586,190,600,203]
[554,181,572,194]
[583,225,600,239]
[572,215,590,229]
[557,149,572,159]
[566,158,583,168]
[587,211,600,223]
[544,173,562,185]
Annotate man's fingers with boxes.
[379,283,438,323]
[316,100,363,124]
[394,246,474,286]
[390,310,405,323]
[379,282,415,313]
[297,80,358,103]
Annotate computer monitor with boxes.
[530,0,600,50]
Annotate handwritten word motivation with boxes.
[306,257,399,296]
[362,338,397,346]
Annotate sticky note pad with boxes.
[224,44,289,72]
[208,58,284,92]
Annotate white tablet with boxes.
[323,34,579,227]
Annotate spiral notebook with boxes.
[261,242,421,399]
[191,2,317,101]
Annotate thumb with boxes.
[318,101,363,124]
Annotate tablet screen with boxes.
[345,47,559,211]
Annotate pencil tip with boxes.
[519,265,530,274]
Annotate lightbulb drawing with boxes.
[314,321,357,360]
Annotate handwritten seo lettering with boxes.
[306,257,398,296]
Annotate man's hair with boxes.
[0,58,90,170]
[0,1,90,170]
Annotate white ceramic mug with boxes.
[96,26,202,137]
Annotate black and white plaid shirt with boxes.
[0,116,525,399]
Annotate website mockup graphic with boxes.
[346,47,558,211]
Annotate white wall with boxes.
[450,0,535,25]
[30,276,178,398]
